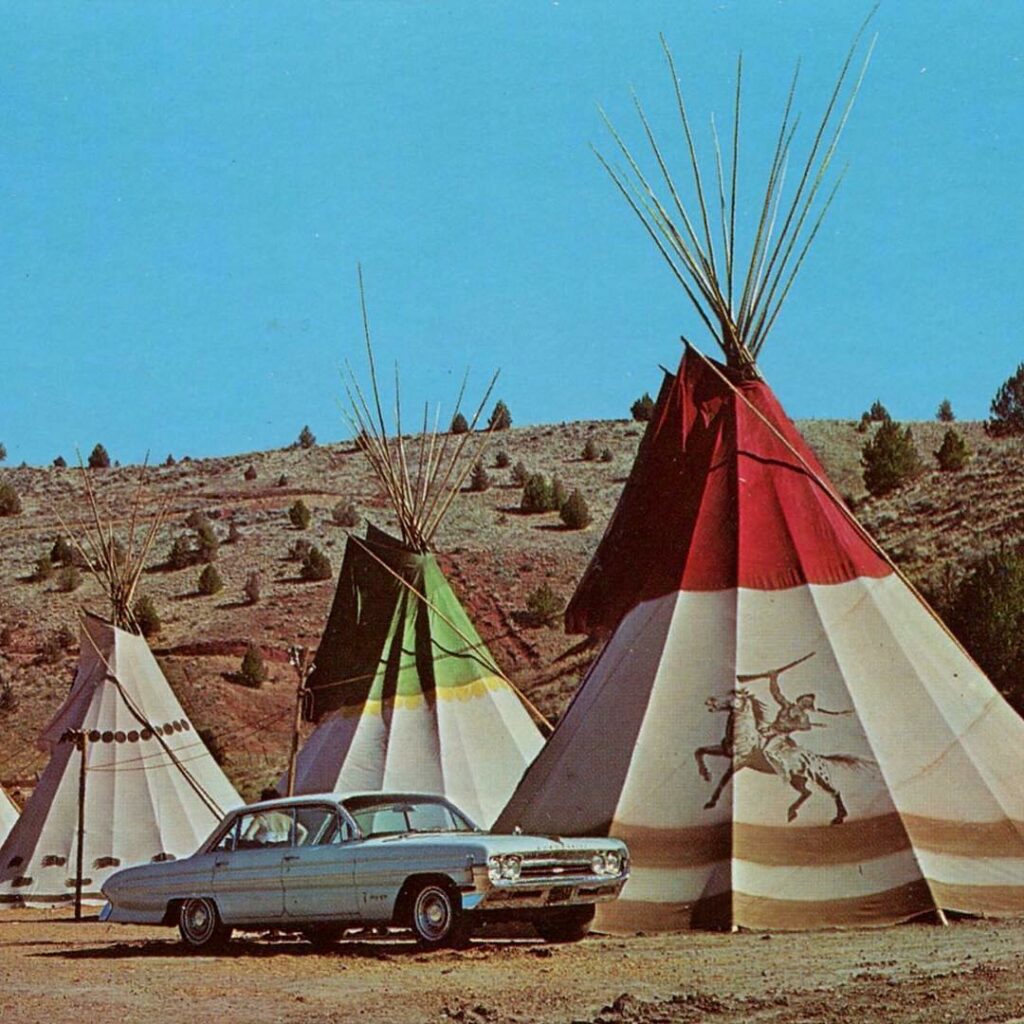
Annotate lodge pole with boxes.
[74,732,87,921]
[286,647,311,797]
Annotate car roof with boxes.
[239,791,454,813]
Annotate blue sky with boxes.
[1,1,1021,466]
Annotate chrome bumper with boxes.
[464,868,628,912]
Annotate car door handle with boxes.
[283,855,300,862]
[214,859,229,867]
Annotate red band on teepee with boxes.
[566,351,890,634]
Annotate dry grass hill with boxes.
[0,416,1016,802]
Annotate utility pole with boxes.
[286,646,313,797]
[74,731,88,921]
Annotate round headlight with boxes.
[488,856,502,884]
[501,855,521,880]
[604,851,621,875]
[591,854,605,876]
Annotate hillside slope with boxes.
[0,417,1013,800]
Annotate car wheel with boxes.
[409,882,469,948]
[302,923,346,949]
[178,897,231,951]
[535,906,595,943]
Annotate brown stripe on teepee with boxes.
[598,879,938,933]
[611,815,911,867]
[612,814,1024,869]
[929,881,1024,916]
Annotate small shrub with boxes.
[353,430,370,452]
[582,438,599,462]
[935,428,970,472]
[277,473,289,487]
[0,674,17,713]
[600,447,613,463]
[53,455,67,468]
[185,510,208,530]
[87,443,111,469]
[631,392,655,422]
[56,565,82,593]
[861,420,923,497]
[243,464,257,481]
[331,501,359,528]
[494,450,511,469]
[243,571,261,605]
[521,473,555,513]
[297,424,316,449]
[855,412,871,434]
[289,499,312,530]
[197,564,224,596]
[560,489,592,529]
[511,461,530,487]
[469,461,491,492]
[164,453,176,467]
[300,545,332,581]
[239,644,267,688]
[488,400,512,431]
[523,583,563,627]
[0,442,5,462]
[167,534,193,570]
[450,412,469,435]
[0,481,21,517]
[33,555,54,582]
[55,623,75,648]
[987,363,1024,437]
[195,521,219,563]
[936,398,955,423]
[227,521,242,544]
[133,595,161,637]
[50,536,75,566]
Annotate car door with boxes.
[212,809,289,924]
[282,804,360,921]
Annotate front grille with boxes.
[519,852,598,881]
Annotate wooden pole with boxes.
[74,732,87,921]
[286,647,311,797]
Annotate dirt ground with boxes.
[2,911,1024,1024]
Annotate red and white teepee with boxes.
[497,24,1024,930]
[498,352,1024,930]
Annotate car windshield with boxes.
[342,796,477,837]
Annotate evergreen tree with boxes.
[297,425,317,449]
[450,412,469,435]
[88,443,111,469]
[630,393,655,422]
[861,420,923,496]
[934,428,969,472]
[987,363,1024,436]
[488,400,512,431]
[936,398,955,423]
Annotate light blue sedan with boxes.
[100,791,629,950]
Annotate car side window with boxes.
[294,805,338,847]
[212,817,240,852]
[237,808,297,848]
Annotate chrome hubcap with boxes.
[414,888,450,940]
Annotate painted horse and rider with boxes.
[695,652,873,825]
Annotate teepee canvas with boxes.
[0,615,241,905]
[292,524,544,827]
[285,275,545,827]
[0,787,18,847]
[0,468,240,905]
[498,26,1024,930]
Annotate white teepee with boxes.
[0,787,18,847]
[0,615,241,906]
